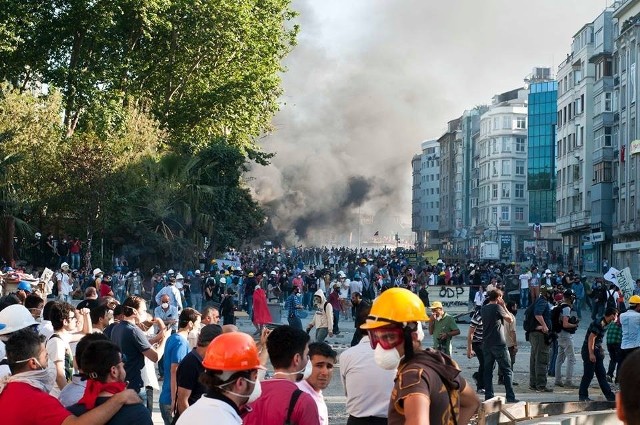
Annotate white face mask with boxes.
[220,377,262,404]
[11,358,57,393]
[373,345,402,370]
[276,356,313,382]
[416,322,425,342]
[161,302,169,309]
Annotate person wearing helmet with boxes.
[427,301,460,356]
[0,304,39,379]
[155,275,183,312]
[554,290,579,388]
[176,331,264,424]
[529,285,554,392]
[360,288,479,424]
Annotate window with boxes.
[516,160,525,175]
[502,183,510,198]
[502,160,511,175]
[502,137,511,152]
[516,137,525,153]
[501,206,510,221]
[516,117,526,129]
[594,161,613,183]
[491,139,498,154]
[515,183,524,198]
[492,207,498,223]
[492,161,498,176]
[492,184,498,199]
[515,207,524,221]
[503,116,511,129]
[604,92,612,112]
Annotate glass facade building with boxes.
[527,81,558,224]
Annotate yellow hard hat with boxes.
[629,294,640,305]
[360,288,429,330]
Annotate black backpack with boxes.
[551,303,569,334]
[523,303,537,332]
[605,289,618,310]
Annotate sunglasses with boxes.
[368,326,404,350]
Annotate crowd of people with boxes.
[1,245,640,424]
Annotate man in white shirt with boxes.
[155,276,183,311]
[56,262,73,303]
[296,342,337,425]
[339,305,395,425]
[518,269,531,309]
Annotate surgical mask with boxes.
[220,377,262,403]
[373,345,402,370]
[275,357,313,382]
[11,358,56,393]
[161,303,169,309]
[416,322,425,342]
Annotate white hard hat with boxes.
[0,305,38,335]
[176,273,184,280]
[545,269,552,274]
[195,270,201,275]
[301,269,307,273]
[274,267,280,271]
[270,271,277,275]
[219,277,227,284]
[92,268,103,277]
[338,271,346,278]
[167,269,175,275]
[61,262,70,269]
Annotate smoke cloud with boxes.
[248,0,608,246]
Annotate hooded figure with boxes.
[306,289,334,343]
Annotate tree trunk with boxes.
[0,215,15,267]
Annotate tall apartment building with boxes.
[411,140,441,250]
[476,88,529,262]
[527,69,560,262]
[556,21,596,273]
[589,9,616,273]
[612,0,640,275]
[438,117,462,258]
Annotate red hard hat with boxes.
[202,332,265,371]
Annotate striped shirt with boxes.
[470,310,483,344]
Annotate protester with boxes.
[284,287,305,330]
[67,340,152,424]
[481,289,518,403]
[0,304,39,379]
[616,348,640,425]
[242,325,320,425]
[618,294,640,367]
[159,308,201,425]
[251,281,272,335]
[554,290,579,388]
[306,289,333,343]
[175,324,223,414]
[328,283,342,335]
[339,303,395,425]
[427,300,460,355]
[466,306,485,394]
[529,285,553,392]
[579,307,618,402]
[176,332,264,424]
[297,342,337,425]
[59,333,110,407]
[154,294,179,333]
[110,295,170,409]
[0,328,141,425]
[155,275,183,311]
[349,292,369,347]
[361,288,479,424]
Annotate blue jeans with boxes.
[315,327,328,343]
[245,294,254,319]
[579,346,615,401]
[483,344,516,402]
[192,293,203,312]
[333,309,340,334]
[159,403,173,425]
[548,336,558,376]
[520,288,529,308]
[137,387,150,414]
[288,314,302,329]
[70,253,81,269]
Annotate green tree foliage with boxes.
[0,0,294,268]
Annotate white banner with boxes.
[617,267,634,302]
[604,267,620,285]
[215,259,241,270]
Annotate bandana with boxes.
[78,379,127,409]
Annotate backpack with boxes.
[51,273,59,297]
[551,303,569,334]
[522,303,537,332]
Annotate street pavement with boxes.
[151,305,618,425]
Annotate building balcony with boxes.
[556,210,591,234]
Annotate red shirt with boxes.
[243,379,319,425]
[100,282,113,297]
[0,382,72,425]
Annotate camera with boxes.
[568,316,579,325]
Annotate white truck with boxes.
[480,241,500,261]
